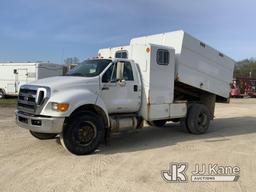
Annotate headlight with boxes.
[52,102,69,112]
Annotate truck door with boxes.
[100,61,141,114]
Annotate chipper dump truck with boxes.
[16,31,235,155]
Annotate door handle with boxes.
[102,87,109,90]
[134,85,138,92]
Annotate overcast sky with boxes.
[0,0,255,63]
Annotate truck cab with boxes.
[16,58,144,155]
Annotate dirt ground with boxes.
[0,99,255,192]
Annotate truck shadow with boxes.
[101,116,256,154]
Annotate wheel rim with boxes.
[197,112,208,127]
[0,92,3,99]
[74,121,97,146]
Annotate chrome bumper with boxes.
[16,111,65,133]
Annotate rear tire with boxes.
[60,111,105,155]
[30,130,57,140]
[147,120,167,127]
[184,104,210,134]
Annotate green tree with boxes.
[234,58,256,78]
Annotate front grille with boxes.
[18,95,35,102]
[37,90,45,105]
[18,103,35,109]
[18,88,38,113]
[19,89,37,95]
[18,95,24,100]
[17,87,48,114]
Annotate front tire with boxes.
[30,130,57,140]
[60,111,105,155]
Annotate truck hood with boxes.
[27,76,99,91]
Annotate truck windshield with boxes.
[67,59,112,77]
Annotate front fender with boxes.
[40,89,109,125]
[95,96,110,127]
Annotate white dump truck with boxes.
[16,31,235,155]
[0,62,64,98]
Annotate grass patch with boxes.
[0,98,17,107]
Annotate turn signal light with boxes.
[52,103,69,112]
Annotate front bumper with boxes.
[16,111,65,133]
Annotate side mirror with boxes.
[14,69,18,74]
[116,61,124,81]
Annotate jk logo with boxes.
[161,162,188,183]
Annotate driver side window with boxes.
[102,63,116,83]
[102,62,134,83]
